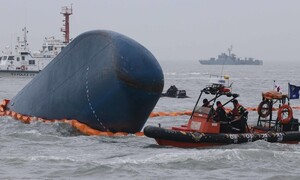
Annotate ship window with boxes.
[8,56,14,60]
[48,46,53,51]
[0,56,2,61]
[3,56,7,60]
[29,60,35,65]
[195,106,211,114]
[22,56,25,60]
[17,57,20,61]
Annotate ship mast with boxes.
[16,27,29,53]
[23,27,28,51]
[228,45,233,56]
[60,5,73,44]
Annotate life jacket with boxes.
[232,103,245,116]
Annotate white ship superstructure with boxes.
[0,5,72,77]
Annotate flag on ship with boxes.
[288,83,300,99]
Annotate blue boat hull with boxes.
[7,30,164,133]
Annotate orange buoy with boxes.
[16,113,23,120]
[0,105,5,112]
[11,111,18,119]
[82,126,103,136]
[1,99,10,106]
[135,132,144,136]
[277,104,293,124]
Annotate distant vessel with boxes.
[161,85,189,98]
[199,46,263,65]
[0,6,73,77]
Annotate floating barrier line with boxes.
[0,99,144,137]
[2,98,300,134]
[149,111,193,117]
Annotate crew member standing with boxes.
[214,101,227,122]
[229,99,247,132]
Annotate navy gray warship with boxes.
[199,47,263,65]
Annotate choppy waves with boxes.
[1,61,300,179]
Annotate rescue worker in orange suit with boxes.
[228,99,248,132]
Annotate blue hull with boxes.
[7,30,164,133]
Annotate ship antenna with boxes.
[22,27,29,51]
[228,45,233,56]
[10,34,13,54]
[61,5,73,44]
[221,45,233,76]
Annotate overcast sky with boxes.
[1,0,300,62]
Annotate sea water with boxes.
[0,60,300,179]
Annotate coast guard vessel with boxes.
[199,46,263,65]
[0,6,72,77]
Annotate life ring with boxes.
[21,65,26,71]
[257,100,271,118]
[277,104,293,124]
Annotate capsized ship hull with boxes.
[6,30,164,133]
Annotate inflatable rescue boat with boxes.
[144,76,299,148]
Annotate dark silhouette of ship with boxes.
[161,85,189,98]
[199,46,263,65]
